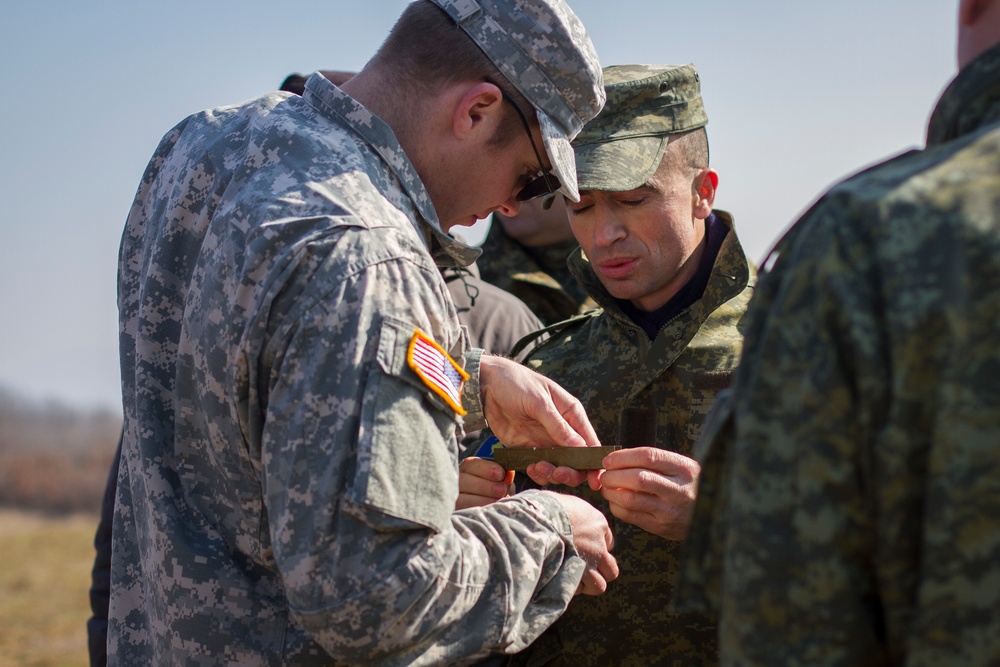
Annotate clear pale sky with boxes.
[0,1,957,413]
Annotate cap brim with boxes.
[574,136,668,193]
[537,110,580,203]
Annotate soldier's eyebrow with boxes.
[630,182,662,196]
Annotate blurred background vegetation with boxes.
[0,385,120,666]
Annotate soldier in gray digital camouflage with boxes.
[109,1,621,665]
[460,64,756,665]
[677,1,1000,664]
[276,70,545,361]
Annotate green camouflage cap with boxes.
[426,0,605,202]
[574,64,707,192]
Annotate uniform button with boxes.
[674,333,683,340]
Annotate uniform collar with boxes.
[927,41,1000,146]
[302,73,481,267]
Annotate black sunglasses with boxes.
[498,90,562,201]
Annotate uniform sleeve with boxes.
[461,346,486,432]
[258,252,583,665]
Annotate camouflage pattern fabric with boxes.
[678,41,1000,666]
[574,64,707,193]
[510,212,755,666]
[428,0,604,202]
[110,72,589,666]
[477,220,597,326]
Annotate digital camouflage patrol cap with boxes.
[425,0,605,202]
[574,64,707,192]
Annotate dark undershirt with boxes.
[617,212,725,340]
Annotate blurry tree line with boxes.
[0,386,120,514]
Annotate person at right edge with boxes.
[678,1,1000,665]
[462,64,756,665]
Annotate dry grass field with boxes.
[0,387,120,666]
[0,510,98,667]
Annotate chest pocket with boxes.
[686,370,733,443]
[350,316,463,533]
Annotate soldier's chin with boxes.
[444,215,478,232]
[598,281,635,300]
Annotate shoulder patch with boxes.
[407,329,469,415]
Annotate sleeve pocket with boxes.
[348,316,460,534]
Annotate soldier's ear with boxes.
[692,169,718,220]
[452,81,504,141]
[960,0,993,25]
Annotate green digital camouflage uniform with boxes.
[109,1,607,665]
[505,64,755,666]
[512,212,753,667]
[678,41,1000,667]
[478,221,596,325]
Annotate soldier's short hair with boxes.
[372,2,534,148]
[372,0,605,202]
[666,127,710,175]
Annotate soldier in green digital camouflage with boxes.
[109,1,621,665]
[461,64,756,665]
[677,1,1000,664]
[478,196,597,326]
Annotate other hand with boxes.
[597,447,699,540]
[547,492,618,595]
[456,457,514,510]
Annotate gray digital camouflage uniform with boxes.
[678,40,1000,667]
[511,212,754,666]
[110,0,607,662]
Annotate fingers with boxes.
[501,399,593,450]
[599,471,695,513]
[602,447,699,481]
[577,570,607,596]
[457,458,511,509]
[575,537,619,596]
[602,486,668,516]
[602,486,694,540]
[545,383,602,448]
[526,461,591,488]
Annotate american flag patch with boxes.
[407,329,469,415]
